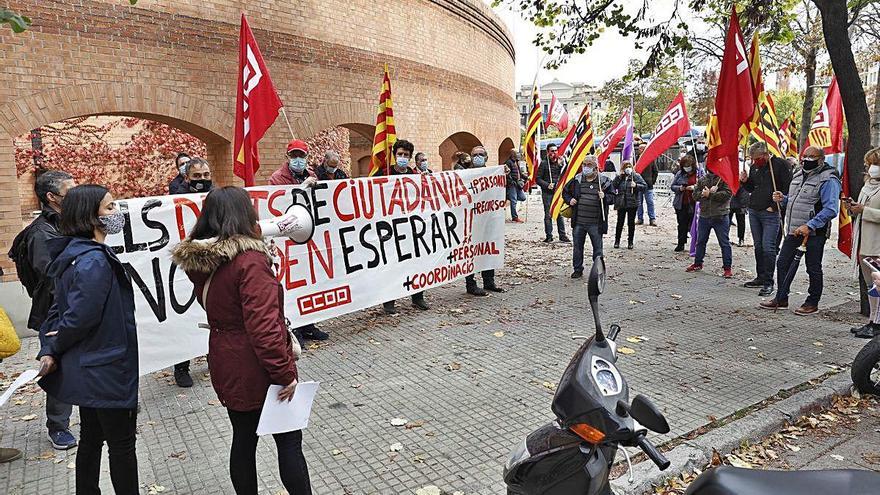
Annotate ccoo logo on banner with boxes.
[110,167,506,375]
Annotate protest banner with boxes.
[108,167,506,374]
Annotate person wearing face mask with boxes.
[37,184,140,494]
[848,148,880,338]
[462,146,506,295]
[740,142,793,296]
[686,169,734,278]
[316,150,348,181]
[414,152,432,175]
[168,152,192,194]
[382,139,429,313]
[693,138,708,165]
[453,151,472,170]
[562,155,614,278]
[8,171,79,451]
[504,149,526,223]
[603,159,616,173]
[670,156,698,252]
[611,161,647,249]
[270,139,318,187]
[760,146,841,314]
[537,143,570,243]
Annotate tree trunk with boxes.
[873,62,880,147]
[799,47,817,148]
[814,0,872,198]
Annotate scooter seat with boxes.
[685,466,880,495]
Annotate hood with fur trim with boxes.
[171,235,271,274]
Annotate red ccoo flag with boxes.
[233,14,283,186]
[636,92,690,174]
[706,7,755,193]
[596,108,631,170]
[547,93,569,132]
[804,76,844,155]
[839,150,852,257]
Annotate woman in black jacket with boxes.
[612,161,648,249]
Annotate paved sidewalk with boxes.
[0,196,870,494]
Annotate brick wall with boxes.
[0,0,518,279]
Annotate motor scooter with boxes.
[503,256,880,495]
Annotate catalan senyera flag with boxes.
[523,86,542,190]
[550,107,594,219]
[779,113,799,158]
[751,92,785,158]
[740,31,764,144]
[839,150,852,257]
[804,76,844,155]
[233,14,283,186]
[368,64,397,176]
[706,7,755,193]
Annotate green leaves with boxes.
[1,8,32,33]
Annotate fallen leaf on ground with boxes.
[331,449,343,456]
[20,414,37,421]
[415,486,442,495]
[389,442,403,452]
[67,461,76,469]
[626,336,645,343]
[830,454,845,461]
[618,347,636,355]
[446,362,461,371]
[813,341,824,347]
[147,484,167,494]
[671,294,683,300]
[390,418,408,426]
[493,331,505,337]
[406,420,425,429]
[542,381,557,390]
[727,455,753,468]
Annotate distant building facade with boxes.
[515,79,607,130]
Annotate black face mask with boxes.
[801,158,821,171]
[189,179,213,192]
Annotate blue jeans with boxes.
[775,234,827,306]
[637,189,656,222]
[572,223,603,273]
[507,186,526,220]
[748,208,781,285]
[694,215,732,268]
[541,192,567,238]
[46,394,73,432]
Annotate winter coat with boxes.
[505,158,523,189]
[694,173,732,218]
[171,236,297,412]
[316,166,348,181]
[562,174,614,233]
[851,179,880,278]
[8,206,62,330]
[37,237,139,409]
[730,186,751,211]
[269,163,317,186]
[536,159,564,195]
[168,174,189,195]
[640,162,660,189]
[741,157,792,212]
[670,169,698,211]
[612,172,647,210]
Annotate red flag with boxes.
[839,150,852,257]
[636,92,690,174]
[547,93,569,132]
[233,14,283,186]
[596,109,631,170]
[706,7,755,193]
[805,76,844,155]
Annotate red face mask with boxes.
[752,156,768,167]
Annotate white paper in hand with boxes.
[256,381,319,436]
[0,369,39,407]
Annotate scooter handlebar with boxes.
[608,324,621,341]
[636,436,670,471]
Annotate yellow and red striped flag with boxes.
[368,64,397,176]
[550,107,594,219]
[779,113,799,158]
[751,92,785,158]
[740,31,763,144]
[523,86,542,190]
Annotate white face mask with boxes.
[870,165,880,179]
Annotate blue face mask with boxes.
[396,157,410,170]
[582,166,595,177]
[289,158,307,173]
[472,155,487,167]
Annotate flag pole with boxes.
[279,107,296,139]
[757,107,784,223]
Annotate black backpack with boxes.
[8,222,41,297]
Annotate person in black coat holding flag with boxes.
[536,143,570,243]
[562,155,614,278]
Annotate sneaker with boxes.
[852,322,872,334]
[685,263,703,272]
[674,245,684,252]
[292,328,306,349]
[412,297,430,310]
[758,285,774,297]
[723,267,733,278]
[48,430,77,450]
[759,299,788,310]
[635,219,644,225]
[627,243,634,250]
[514,218,525,223]
[383,301,398,315]
[467,285,489,296]
[794,305,818,316]
[854,323,880,339]
[301,326,329,341]
[571,271,583,279]
[559,236,571,243]
[174,368,193,388]
[743,278,763,288]
[614,242,621,249]
[737,239,744,247]
[543,236,553,243]
[0,448,22,463]
[649,220,657,227]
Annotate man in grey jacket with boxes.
[760,146,841,315]
[686,170,734,278]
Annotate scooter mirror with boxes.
[630,395,670,434]
[587,256,606,300]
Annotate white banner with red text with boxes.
[108,167,506,375]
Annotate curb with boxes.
[610,372,853,495]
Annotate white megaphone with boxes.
[258,204,315,244]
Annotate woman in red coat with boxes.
[171,187,311,495]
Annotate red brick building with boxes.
[0,0,519,283]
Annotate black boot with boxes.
[854,322,880,339]
[412,292,430,310]
[174,361,193,388]
[482,272,505,293]
[466,275,488,296]
[301,324,329,341]
[383,301,398,315]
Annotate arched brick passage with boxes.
[292,102,375,141]
[438,132,483,170]
[497,137,516,165]
[0,83,234,280]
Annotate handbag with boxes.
[199,270,301,361]
[0,306,21,359]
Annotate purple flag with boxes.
[689,203,700,257]
[621,100,635,162]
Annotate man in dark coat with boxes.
[8,170,78,450]
[562,155,614,278]
[636,143,659,226]
[461,146,505,296]
[168,152,191,195]
[536,143,570,242]
[316,150,348,181]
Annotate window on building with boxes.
[543,104,548,114]
[522,105,527,114]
